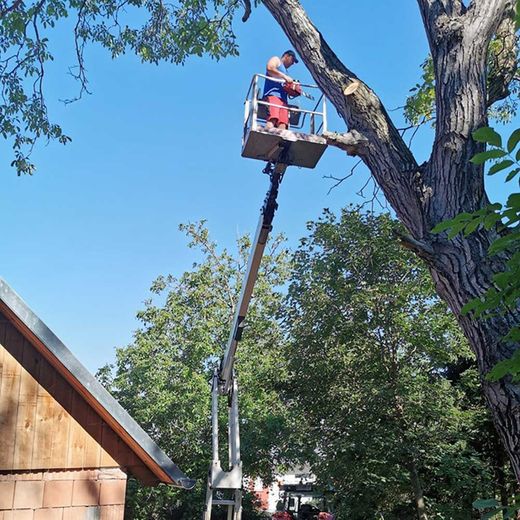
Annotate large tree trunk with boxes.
[262,0,520,479]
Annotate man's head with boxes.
[281,50,299,68]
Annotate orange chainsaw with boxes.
[283,80,315,100]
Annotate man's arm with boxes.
[266,56,293,83]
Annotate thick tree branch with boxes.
[487,8,518,107]
[416,0,465,49]
[322,130,369,156]
[262,0,427,238]
[418,0,511,224]
[241,0,251,22]
[467,0,512,41]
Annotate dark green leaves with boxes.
[473,496,520,519]
[432,204,503,238]
[507,128,520,153]
[472,126,502,148]
[470,149,507,164]
[488,160,514,175]
[0,0,248,174]
[283,209,497,519]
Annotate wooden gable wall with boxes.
[0,310,157,484]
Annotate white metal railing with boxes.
[243,73,327,137]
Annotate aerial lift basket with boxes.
[242,74,328,169]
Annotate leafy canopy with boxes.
[281,209,505,519]
[0,0,250,174]
[98,220,293,518]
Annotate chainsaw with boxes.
[283,80,315,101]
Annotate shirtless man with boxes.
[262,50,299,130]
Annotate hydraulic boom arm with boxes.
[204,161,286,520]
[218,162,286,395]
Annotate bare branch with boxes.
[393,229,435,259]
[324,159,362,195]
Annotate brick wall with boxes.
[0,468,127,520]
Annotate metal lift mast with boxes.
[203,160,287,520]
[203,72,328,520]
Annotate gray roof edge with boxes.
[0,278,195,489]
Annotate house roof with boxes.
[0,277,195,490]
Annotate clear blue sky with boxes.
[1,1,516,373]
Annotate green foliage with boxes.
[97,220,292,518]
[96,214,516,518]
[0,0,74,174]
[432,126,520,360]
[473,496,520,519]
[404,57,435,125]
[282,209,505,519]
[0,0,251,174]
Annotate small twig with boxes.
[324,158,362,194]
[407,121,423,147]
[356,173,372,199]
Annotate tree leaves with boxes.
[473,496,520,519]
[470,149,507,164]
[98,221,292,518]
[507,128,520,152]
[282,209,499,519]
[0,0,245,174]
[472,127,502,148]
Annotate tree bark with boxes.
[262,0,520,479]
[409,460,429,520]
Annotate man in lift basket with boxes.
[263,50,301,131]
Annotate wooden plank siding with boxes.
[0,322,22,469]
[0,312,153,480]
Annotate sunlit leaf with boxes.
[471,149,507,164]
[489,160,514,175]
[473,127,502,147]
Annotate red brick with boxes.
[43,471,98,482]
[42,472,74,482]
[73,471,98,482]
[63,506,100,520]
[99,480,125,506]
[12,511,33,520]
[62,507,86,520]
[13,480,44,509]
[34,509,63,520]
[0,481,15,509]
[43,481,73,508]
[100,505,124,520]
[71,481,99,506]
[17,473,43,482]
